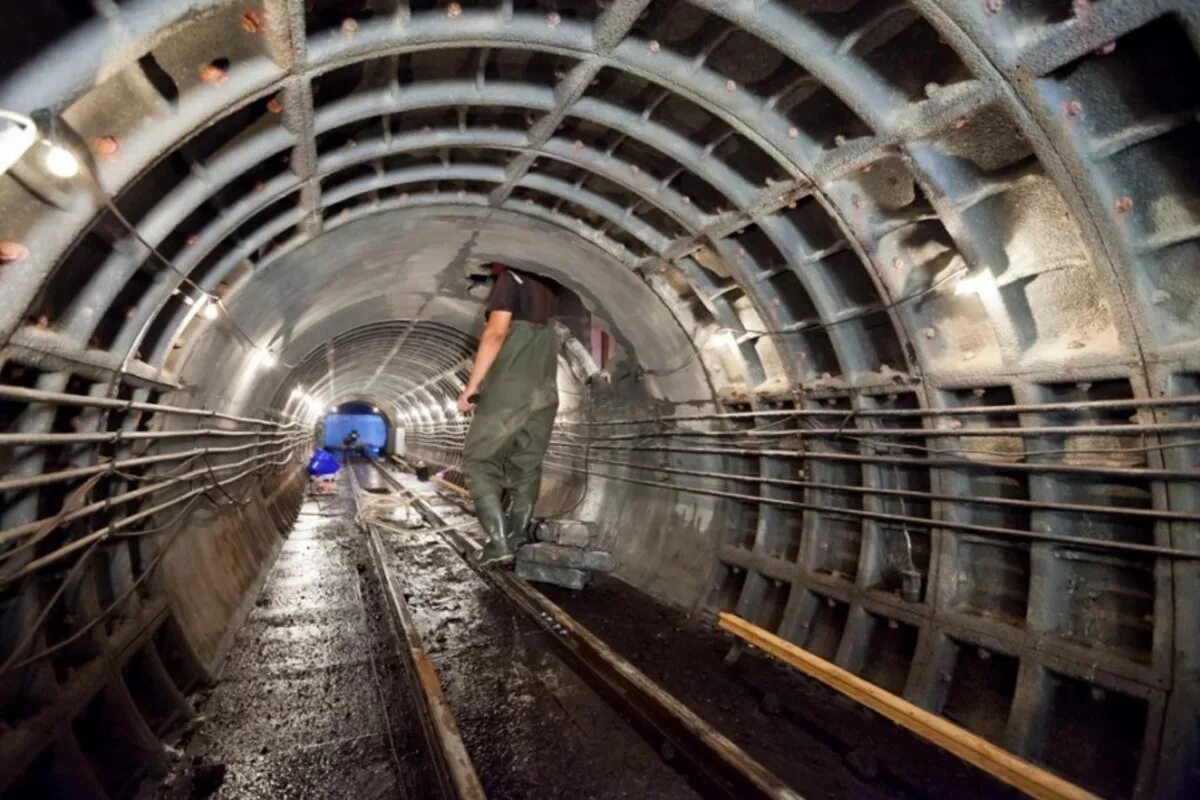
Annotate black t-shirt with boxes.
[486,269,560,324]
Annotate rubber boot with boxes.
[475,495,514,568]
[505,501,536,554]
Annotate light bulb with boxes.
[44,145,79,178]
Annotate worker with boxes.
[342,429,359,463]
[458,262,561,567]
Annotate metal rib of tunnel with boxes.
[1,1,1198,798]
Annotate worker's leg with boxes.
[462,384,531,566]
[503,402,558,550]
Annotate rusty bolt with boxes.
[547,11,561,27]
[724,79,737,93]
[447,2,462,17]
[922,327,936,340]
[95,136,119,159]
[1064,99,1083,118]
[984,0,1002,15]
[0,241,29,263]
[34,314,50,329]
[648,40,660,53]
[267,97,284,114]
[953,116,968,130]
[341,17,359,34]
[1114,195,1133,214]
[241,9,262,33]
[198,63,228,86]
[787,126,799,139]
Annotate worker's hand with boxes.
[457,389,477,414]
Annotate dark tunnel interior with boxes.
[0,1,1198,798]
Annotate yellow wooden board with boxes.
[718,613,1100,800]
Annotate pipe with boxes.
[0,383,304,428]
[538,456,1200,561]
[0,438,306,548]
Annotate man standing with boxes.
[457,263,561,567]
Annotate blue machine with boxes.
[323,413,388,455]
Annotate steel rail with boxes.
[372,457,805,800]
[347,467,487,800]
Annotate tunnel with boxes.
[0,1,1198,798]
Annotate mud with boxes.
[542,576,1026,800]
[380,468,701,799]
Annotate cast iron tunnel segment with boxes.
[363,455,803,800]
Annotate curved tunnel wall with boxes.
[0,1,1198,797]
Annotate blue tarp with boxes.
[306,449,340,476]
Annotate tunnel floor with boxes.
[150,468,1024,799]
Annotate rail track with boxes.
[348,456,803,800]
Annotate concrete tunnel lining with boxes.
[0,1,1198,798]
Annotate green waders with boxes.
[462,320,559,566]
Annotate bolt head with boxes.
[1114,195,1133,214]
[447,2,462,17]
[892,257,903,271]
[547,11,561,26]
[724,79,737,93]
[1064,99,1083,118]
[787,126,799,139]
[185,234,200,246]
[341,17,359,34]
[1096,41,1116,55]
[922,327,936,340]
[648,40,660,53]
[984,0,1003,14]
[0,241,29,263]
[267,97,283,114]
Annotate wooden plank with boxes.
[718,613,1099,800]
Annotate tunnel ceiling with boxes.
[1,0,1199,798]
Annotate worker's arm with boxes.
[458,310,512,412]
